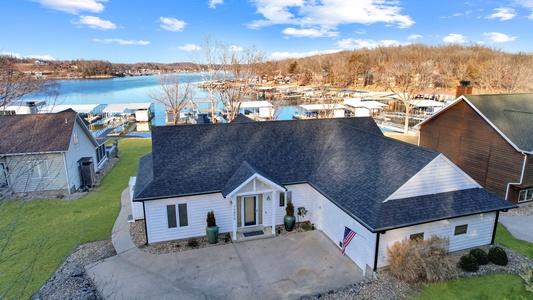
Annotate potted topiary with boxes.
[284,201,296,231]
[206,210,219,244]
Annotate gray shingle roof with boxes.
[134,117,515,232]
[465,93,533,151]
[0,111,78,154]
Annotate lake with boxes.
[31,75,297,126]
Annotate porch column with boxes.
[232,196,237,240]
[271,190,276,235]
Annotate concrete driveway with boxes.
[85,190,364,299]
[499,215,533,243]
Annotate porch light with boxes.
[266,196,271,201]
[229,200,233,205]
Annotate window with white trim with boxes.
[167,204,188,228]
[279,191,292,207]
[410,232,424,241]
[454,224,468,236]
[30,160,50,179]
[518,189,533,202]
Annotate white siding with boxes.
[288,184,376,276]
[144,193,232,243]
[63,120,99,192]
[129,177,144,220]
[377,212,496,267]
[386,154,480,201]
[7,153,67,193]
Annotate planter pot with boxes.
[284,215,296,232]
[206,226,219,244]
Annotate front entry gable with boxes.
[385,154,480,202]
[222,161,286,198]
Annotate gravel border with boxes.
[502,201,533,216]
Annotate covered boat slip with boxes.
[238,101,274,120]
[39,104,106,123]
[344,98,388,117]
[102,103,155,122]
[292,103,346,119]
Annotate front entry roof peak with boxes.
[222,161,285,198]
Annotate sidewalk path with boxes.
[85,189,364,299]
[499,215,533,244]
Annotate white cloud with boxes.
[515,0,533,19]
[336,38,409,49]
[26,54,57,61]
[229,45,243,52]
[408,34,422,40]
[443,33,467,43]
[174,44,202,51]
[282,27,338,38]
[159,17,187,32]
[76,15,116,30]
[92,38,150,45]
[355,29,366,35]
[35,0,107,14]
[269,49,342,60]
[486,8,516,20]
[0,52,22,58]
[209,0,223,9]
[483,32,517,43]
[248,0,414,34]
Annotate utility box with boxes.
[78,157,96,188]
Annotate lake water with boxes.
[31,75,297,126]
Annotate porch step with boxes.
[232,226,276,243]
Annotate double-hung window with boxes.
[30,160,50,179]
[518,189,533,202]
[167,204,188,228]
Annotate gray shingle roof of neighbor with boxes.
[134,117,515,232]
[0,111,78,154]
[465,93,533,152]
[230,114,256,123]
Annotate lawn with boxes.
[412,222,533,299]
[0,138,152,299]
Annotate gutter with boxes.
[490,211,500,245]
[373,231,382,275]
[505,152,527,201]
[142,201,149,245]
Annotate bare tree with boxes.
[0,55,59,109]
[148,74,195,125]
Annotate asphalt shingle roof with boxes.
[0,111,78,154]
[134,117,515,232]
[465,93,533,151]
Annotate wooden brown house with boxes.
[419,93,533,204]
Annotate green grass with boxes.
[412,273,531,300]
[495,222,533,260]
[411,222,533,299]
[0,138,151,299]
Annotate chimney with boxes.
[456,80,473,98]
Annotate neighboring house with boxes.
[0,110,107,194]
[132,116,515,277]
[419,93,533,204]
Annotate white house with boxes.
[132,116,515,277]
[0,110,107,194]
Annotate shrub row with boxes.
[459,246,508,272]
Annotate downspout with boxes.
[373,232,382,276]
[505,152,527,201]
[62,152,71,195]
[490,211,500,246]
[142,201,149,245]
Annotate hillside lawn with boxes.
[0,138,152,299]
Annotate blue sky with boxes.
[1,0,532,63]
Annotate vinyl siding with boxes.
[386,154,479,201]
[63,120,99,192]
[144,193,232,243]
[377,212,496,267]
[7,153,67,192]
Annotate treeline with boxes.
[262,44,533,94]
[8,44,533,93]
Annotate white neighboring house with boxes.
[0,110,108,194]
[132,116,515,277]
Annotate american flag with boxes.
[341,226,356,255]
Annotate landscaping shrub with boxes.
[488,246,508,266]
[469,248,489,265]
[387,235,458,284]
[459,254,479,272]
[187,239,199,248]
[519,264,533,292]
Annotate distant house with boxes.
[0,111,107,194]
[419,93,533,204]
[132,117,514,277]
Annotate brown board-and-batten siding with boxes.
[420,100,523,202]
